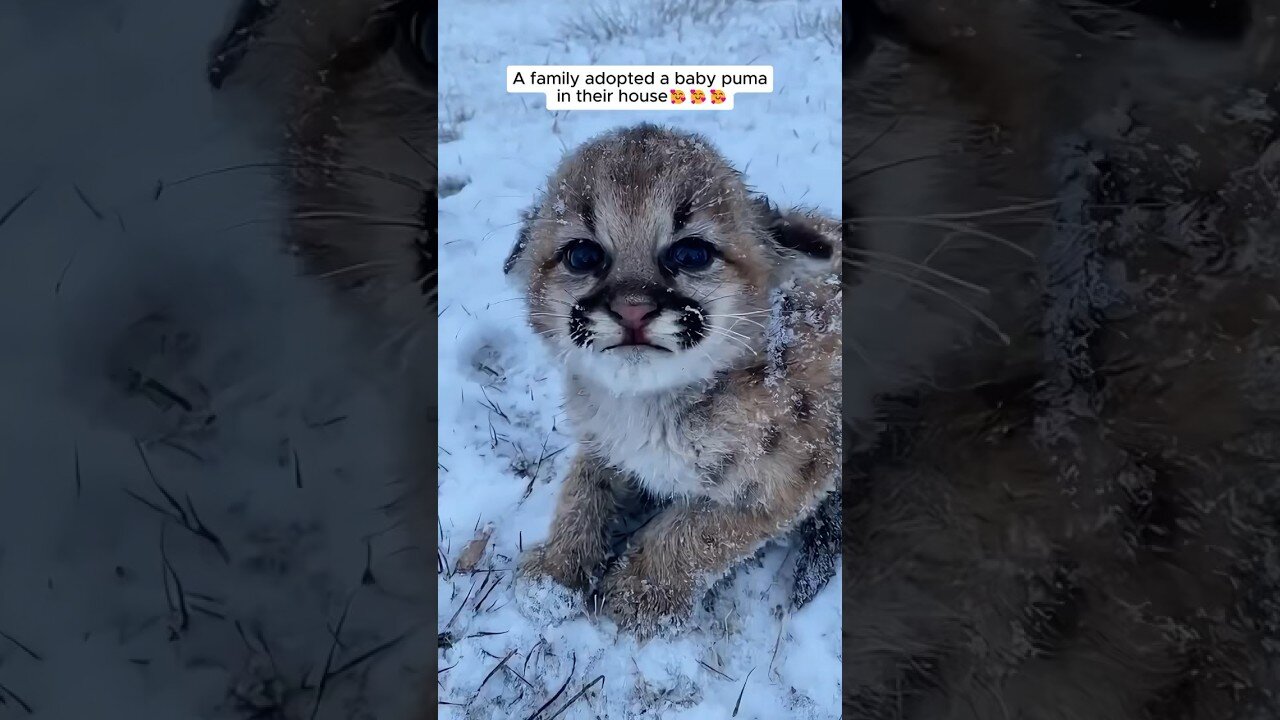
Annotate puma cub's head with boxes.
[505,124,837,394]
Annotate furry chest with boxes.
[576,393,711,498]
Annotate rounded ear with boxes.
[845,0,911,73]
[502,205,539,279]
[207,0,283,89]
[207,0,410,96]
[751,197,838,279]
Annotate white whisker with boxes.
[704,327,758,355]
[846,249,990,295]
[707,315,767,330]
[851,261,1009,344]
[846,216,1033,257]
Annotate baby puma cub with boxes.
[505,124,841,634]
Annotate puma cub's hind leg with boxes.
[518,453,623,592]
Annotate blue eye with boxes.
[563,240,606,272]
[666,237,714,271]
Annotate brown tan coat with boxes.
[506,125,842,634]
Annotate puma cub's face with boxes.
[505,124,835,394]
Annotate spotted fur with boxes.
[508,125,841,634]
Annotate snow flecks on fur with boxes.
[1026,85,1280,706]
[1033,132,1129,456]
[764,285,798,390]
[513,577,587,626]
[790,491,840,608]
[765,278,840,388]
[438,0,841,717]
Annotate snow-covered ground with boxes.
[437,1,842,717]
[0,2,429,718]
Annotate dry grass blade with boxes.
[0,630,41,661]
[522,638,545,675]
[73,444,82,499]
[134,440,188,522]
[731,666,756,717]
[326,630,412,681]
[525,651,577,720]
[0,187,37,231]
[438,545,452,576]
[697,658,735,681]
[545,675,605,720]
[179,493,230,563]
[502,662,537,690]
[72,183,104,220]
[159,527,191,634]
[130,440,230,562]
[445,576,479,630]
[768,613,787,676]
[0,680,33,714]
[475,648,518,694]
[474,572,503,611]
[308,590,357,720]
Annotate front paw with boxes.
[595,554,694,636]
[517,542,592,593]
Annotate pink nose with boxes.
[612,301,657,329]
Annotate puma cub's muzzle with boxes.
[568,281,708,354]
